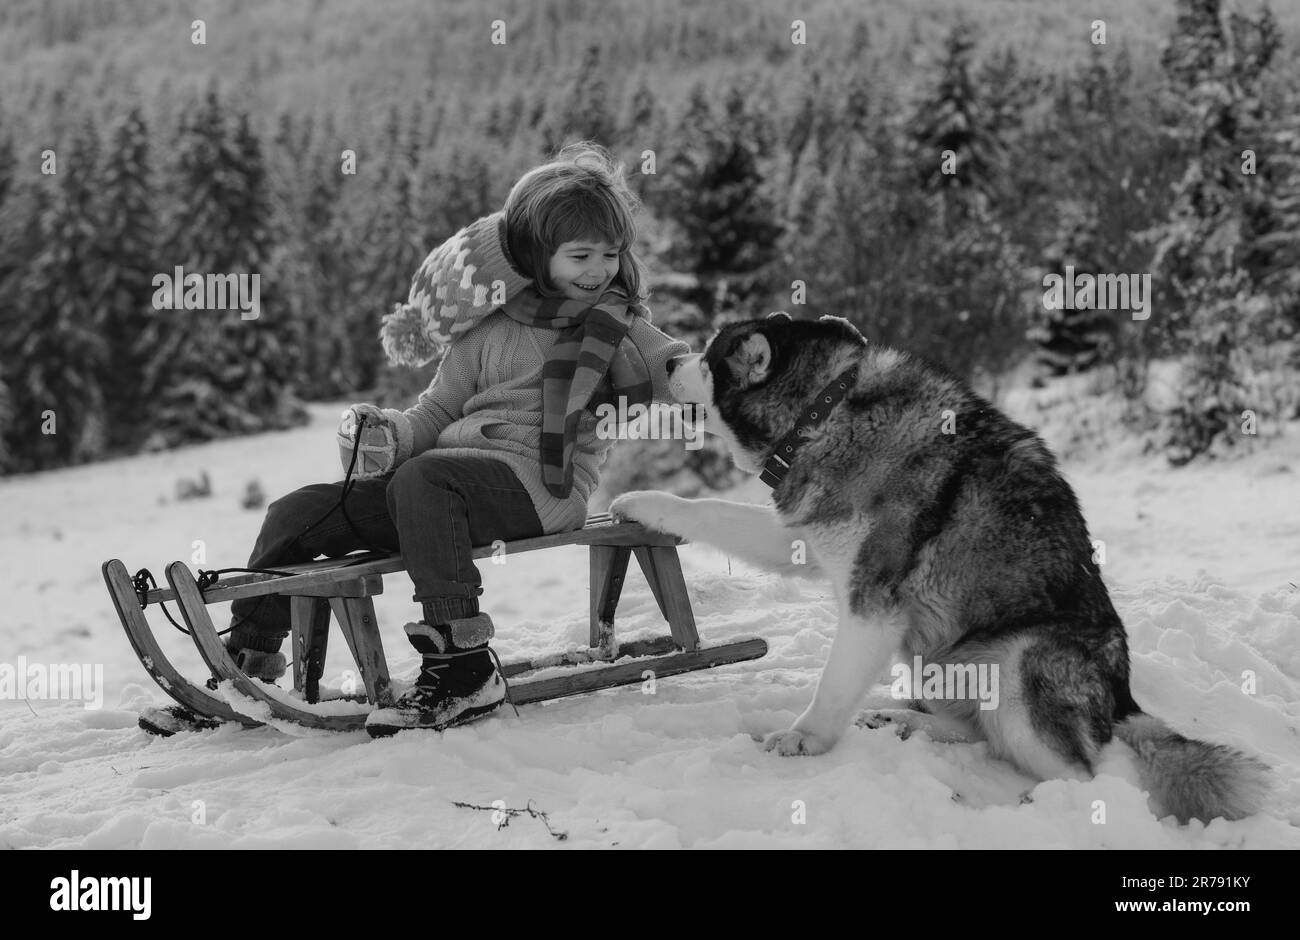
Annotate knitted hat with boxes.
[380,212,532,367]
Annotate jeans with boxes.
[227,453,545,653]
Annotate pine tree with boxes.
[6,119,110,468]
[268,110,343,399]
[353,119,424,394]
[657,82,782,311]
[0,374,11,473]
[784,68,822,187]
[145,89,305,447]
[0,175,48,472]
[908,24,1003,202]
[228,111,306,424]
[0,127,13,209]
[623,76,661,144]
[548,44,619,148]
[0,126,14,473]
[894,25,1028,379]
[1029,201,1117,376]
[1244,88,1300,337]
[1148,0,1290,461]
[95,106,157,452]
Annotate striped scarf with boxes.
[501,287,652,498]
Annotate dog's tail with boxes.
[1113,711,1270,823]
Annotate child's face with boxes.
[548,240,620,302]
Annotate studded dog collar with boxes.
[759,364,860,489]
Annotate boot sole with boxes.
[139,705,226,736]
[364,698,504,738]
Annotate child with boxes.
[224,143,690,736]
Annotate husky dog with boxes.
[610,313,1270,823]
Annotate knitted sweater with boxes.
[384,310,690,534]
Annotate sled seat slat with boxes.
[129,513,765,709]
[138,517,681,606]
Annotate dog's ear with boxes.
[819,314,867,344]
[724,331,773,387]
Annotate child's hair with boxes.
[503,142,648,302]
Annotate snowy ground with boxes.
[1,398,1297,849]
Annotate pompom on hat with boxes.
[380,212,532,367]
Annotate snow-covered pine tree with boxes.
[0,125,12,208]
[95,106,157,453]
[355,106,424,394]
[0,375,11,473]
[0,119,12,471]
[0,124,10,471]
[623,77,660,148]
[141,90,227,442]
[657,82,782,313]
[0,120,23,294]
[1148,0,1288,462]
[269,110,338,399]
[622,76,662,202]
[548,45,619,150]
[1245,85,1300,342]
[144,89,305,448]
[1030,202,1116,377]
[901,25,1028,381]
[908,25,1003,202]
[783,68,823,189]
[9,118,110,469]
[0,172,46,474]
[228,110,307,429]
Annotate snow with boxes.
[1,400,1297,848]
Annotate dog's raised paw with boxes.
[763,728,831,757]
[609,491,682,534]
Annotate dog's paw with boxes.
[855,711,914,740]
[609,491,684,535]
[762,728,833,757]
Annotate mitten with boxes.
[337,404,414,478]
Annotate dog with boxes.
[610,313,1270,823]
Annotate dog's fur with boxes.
[610,313,1270,823]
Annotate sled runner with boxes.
[104,515,767,733]
[165,560,372,731]
[103,558,264,731]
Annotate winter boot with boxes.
[231,647,288,681]
[365,613,506,737]
[221,630,287,683]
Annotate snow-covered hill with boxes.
[1,401,1297,848]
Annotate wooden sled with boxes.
[107,515,767,731]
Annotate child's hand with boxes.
[337,404,399,478]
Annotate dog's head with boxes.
[667,313,867,473]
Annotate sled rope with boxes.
[487,646,521,718]
[134,415,384,637]
[130,567,206,635]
